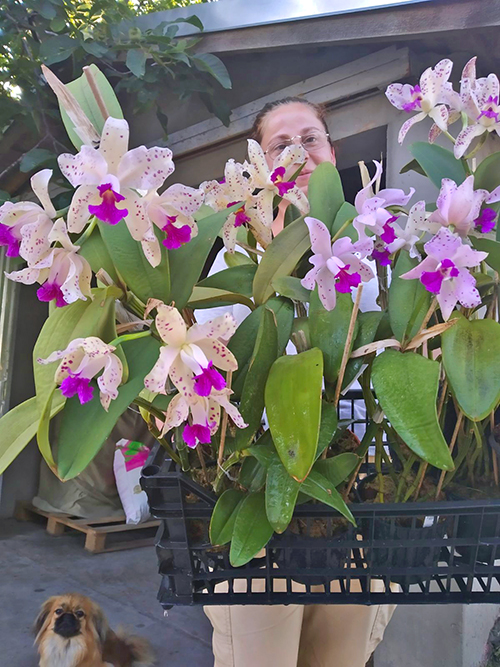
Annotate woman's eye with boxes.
[303,136,319,146]
[75,610,85,618]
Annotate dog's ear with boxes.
[33,599,55,640]
[91,604,109,646]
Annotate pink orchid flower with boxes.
[58,117,174,242]
[37,336,123,411]
[425,175,500,237]
[400,227,488,321]
[385,59,454,143]
[246,140,309,228]
[301,217,374,311]
[353,161,415,240]
[162,388,247,446]
[144,305,238,400]
[455,71,500,158]
[139,184,205,266]
[383,200,425,260]
[201,159,270,252]
[5,218,92,308]
[0,169,55,263]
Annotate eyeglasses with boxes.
[264,130,330,161]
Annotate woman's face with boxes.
[259,102,336,192]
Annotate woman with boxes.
[202,97,395,667]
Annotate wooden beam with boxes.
[193,0,500,54]
[167,47,409,157]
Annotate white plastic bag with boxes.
[113,439,151,524]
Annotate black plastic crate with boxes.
[141,443,500,608]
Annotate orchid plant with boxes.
[1,57,500,567]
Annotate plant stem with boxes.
[175,426,191,472]
[213,452,240,494]
[75,216,98,246]
[331,218,354,244]
[236,241,265,256]
[333,284,363,407]
[435,412,464,499]
[491,411,499,487]
[413,462,428,500]
[148,421,182,466]
[108,330,151,348]
[395,453,416,503]
[217,370,232,467]
[197,445,208,484]
[343,421,379,499]
[404,459,426,502]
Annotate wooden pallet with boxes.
[15,501,160,554]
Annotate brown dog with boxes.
[34,594,154,667]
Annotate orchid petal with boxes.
[454,269,481,309]
[255,188,275,228]
[316,265,337,311]
[163,393,190,434]
[141,237,162,268]
[304,217,333,258]
[400,256,439,281]
[247,139,269,184]
[19,215,53,265]
[143,345,179,394]
[155,305,187,346]
[99,117,129,174]
[398,112,427,144]
[169,355,196,400]
[187,312,237,344]
[211,389,247,429]
[195,338,238,372]
[67,185,100,234]
[30,169,56,218]
[428,104,449,131]
[58,145,108,188]
[117,145,174,191]
[437,279,458,322]
[97,353,123,411]
[158,183,205,217]
[454,124,486,158]
[424,228,462,262]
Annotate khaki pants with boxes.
[204,580,396,667]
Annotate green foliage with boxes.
[372,350,454,470]
[442,314,500,421]
[409,142,468,189]
[209,489,245,546]
[307,162,345,233]
[230,492,274,567]
[389,251,431,342]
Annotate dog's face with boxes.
[34,594,108,645]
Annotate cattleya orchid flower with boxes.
[144,305,238,399]
[425,176,500,237]
[0,169,55,263]
[163,388,247,446]
[37,336,123,411]
[201,159,270,251]
[140,184,205,266]
[301,217,374,311]
[5,218,92,307]
[58,116,174,242]
[381,200,425,260]
[245,140,309,228]
[385,59,454,143]
[400,227,488,320]
[455,71,500,158]
[353,160,415,240]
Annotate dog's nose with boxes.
[54,612,81,638]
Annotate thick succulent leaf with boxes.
[230,492,274,567]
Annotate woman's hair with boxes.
[250,97,331,145]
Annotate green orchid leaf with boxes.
[342,311,384,390]
[265,459,301,533]
[272,276,311,302]
[229,297,293,399]
[474,151,500,194]
[372,349,454,470]
[209,489,245,546]
[301,470,355,524]
[239,457,267,492]
[169,205,238,309]
[58,64,123,150]
[307,162,345,233]
[223,251,255,267]
[410,142,467,189]
[442,314,500,421]
[188,286,254,311]
[197,264,257,297]
[0,397,62,475]
[313,453,359,487]
[99,220,170,305]
[330,202,357,241]
[470,237,500,274]
[309,288,357,383]
[265,348,323,481]
[230,492,274,567]
[78,225,120,284]
[316,400,339,459]
[227,308,278,452]
[389,251,431,342]
[54,336,160,480]
[252,217,310,304]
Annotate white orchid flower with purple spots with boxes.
[144,305,238,401]
[245,140,309,228]
[5,218,92,307]
[0,169,55,263]
[425,176,500,237]
[353,160,415,241]
[400,227,488,321]
[301,217,374,311]
[58,117,174,241]
[385,59,454,144]
[139,184,205,267]
[201,159,271,252]
[162,388,247,447]
[428,58,476,143]
[382,200,425,261]
[454,71,500,158]
[37,336,123,411]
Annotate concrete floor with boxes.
[0,518,213,666]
